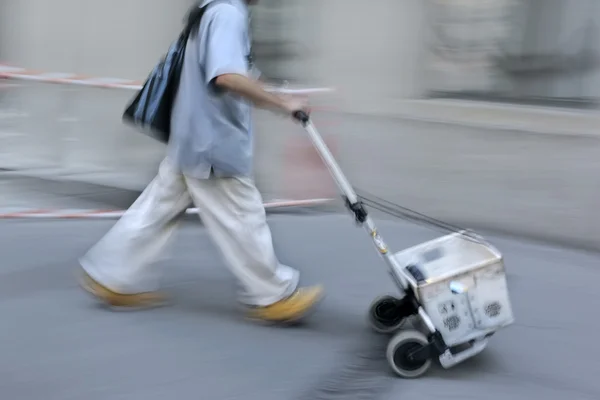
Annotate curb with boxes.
[0,198,335,220]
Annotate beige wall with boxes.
[0,0,195,79]
[1,0,598,102]
[312,0,428,99]
[0,0,428,101]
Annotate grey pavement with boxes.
[0,213,598,399]
[0,173,337,219]
[0,173,140,210]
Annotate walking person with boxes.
[78,0,324,323]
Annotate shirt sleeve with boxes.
[203,5,249,84]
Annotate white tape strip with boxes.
[0,198,334,219]
[0,64,334,94]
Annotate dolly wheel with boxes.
[386,330,432,378]
[367,295,408,334]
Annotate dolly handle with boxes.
[293,109,412,293]
[292,110,359,205]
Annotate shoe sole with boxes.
[245,292,325,327]
[78,267,321,320]
[77,269,169,311]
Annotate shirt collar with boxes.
[200,0,248,14]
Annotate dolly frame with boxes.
[293,114,443,333]
[292,111,505,372]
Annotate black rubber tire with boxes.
[386,330,432,378]
[367,295,408,334]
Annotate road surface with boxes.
[0,214,598,400]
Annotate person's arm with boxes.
[203,6,307,117]
[214,73,296,114]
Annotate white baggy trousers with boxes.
[79,158,299,307]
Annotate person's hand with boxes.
[279,95,311,121]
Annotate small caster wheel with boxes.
[386,330,432,379]
[368,295,408,334]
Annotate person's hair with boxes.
[184,2,204,26]
[183,2,206,38]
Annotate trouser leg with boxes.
[80,159,191,294]
[185,175,298,307]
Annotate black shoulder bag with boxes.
[122,3,211,143]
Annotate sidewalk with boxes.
[340,98,599,136]
[2,87,600,247]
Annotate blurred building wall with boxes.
[2,0,596,105]
[250,0,429,99]
[0,0,428,101]
[423,0,600,106]
[0,0,196,79]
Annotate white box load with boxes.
[393,232,514,346]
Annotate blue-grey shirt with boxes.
[168,0,257,179]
